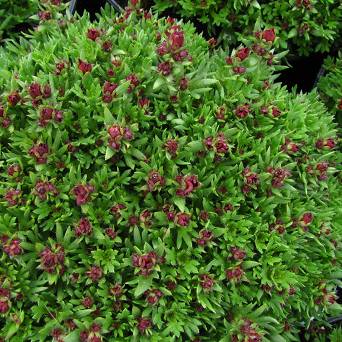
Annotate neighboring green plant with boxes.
[152,0,342,56]
[0,0,36,40]
[0,0,66,41]
[303,325,342,341]
[317,53,342,126]
[0,2,341,341]
[330,327,342,342]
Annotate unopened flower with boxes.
[29,83,42,98]
[105,228,117,239]
[8,92,21,106]
[2,238,22,257]
[29,143,49,164]
[130,0,140,6]
[165,139,178,156]
[269,219,286,234]
[34,180,58,200]
[51,328,63,340]
[7,164,21,177]
[233,66,246,74]
[325,138,336,149]
[75,217,92,237]
[252,44,266,56]
[72,184,94,206]
[102,81,118,103]
[226,265,244,282]
[158,61,172,76]
[272,106,281,117]
[208,37,217,47]
[235,104,250,118]
[157,41,169,56]
[38,11,51,21]
[78,60,92,73]
[173,49,190,61]
[179,77,188,90]
[166,281,176,291]
[230,247,246,260]
[262,28,276,42]
[43,84,51,98]
[4,189,21,206]
[145,289,163,304]
[137,317,152,334]
[169,29,184,50]
[147,171,165,192]
[199,211,209,222]
[176,212,191,226]
[110,203,126,218]
[268,167,291,188]
[215,134,229,154]
[0,297,10,313]
[176,175,200,196]
[40,244,65,274]
[132,251,161,276]
[87,28,101,41]
[82,296,93,308]
[236,47,250,61]
[55,61,66,75]
[110,283,122,297]
[337,99,342,110]
[281,139,299,154]
[126,74,139,93]
[39,107,54,126]
[199,274,214,290]
[243,167,259,187]
[86,266,103,282]
[300,212,313,226]
[226,57,233,65]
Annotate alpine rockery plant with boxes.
[152,0,342,55]
[0,1,341,341]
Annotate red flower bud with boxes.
[169,30,184,50]
[8,92,21,106]
[78,60,92,73]
[236,47,250,61]
[235,104,250,118]
[38,11,51,21]
[137,317,152,333]
[179,77,188,90]
[87,28,101,41]
[86,266,103,282]
[262,28,276,42]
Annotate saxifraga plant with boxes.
[152,0,342,56]
[0,1,341,341]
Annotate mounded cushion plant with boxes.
[152,0,342,56]
[0,2,341,341]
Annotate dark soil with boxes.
[71,0,126,19]
[278,54,328,93]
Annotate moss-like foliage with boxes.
[0,3,341,341]
[152,0,342,56]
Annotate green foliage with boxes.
[317,53,342,127]
[152,0,342,56]
[0,3,341,341]
[330,327,342,342]
[0,0,36,40]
